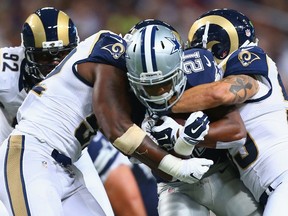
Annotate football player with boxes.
[178,9,288,216]
[0,7,79,144]
[0,7,90,216]
[0,7,152,216]
[125,19,263,215]
[140,9,288,216]
[0,16,214,215]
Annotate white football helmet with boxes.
[126,20,186,112]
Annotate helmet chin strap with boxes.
[202,21,210,49]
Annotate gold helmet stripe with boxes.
[25,14,46,48]
[188,15,239,55]
[57,11,70,46]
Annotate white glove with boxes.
[158,154,213,184]
[174,111,210,156]
[150,116,183,151]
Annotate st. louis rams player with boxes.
[169,8,288,216]
[0,7,83,216]
[0,18,215,215]
[0,7,79,143]
[126,19,262,215]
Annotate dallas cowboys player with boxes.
[126,19,262,216]
[0,18,214,215]
[169,8,288,216]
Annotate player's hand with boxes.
[151,116,183,151]
[179,111,210,146]
[178,157,213,183]
[158,154,213,184]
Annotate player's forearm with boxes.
[171,82,229,113]
[171,75,259,113]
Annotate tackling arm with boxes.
[171,74,259,113]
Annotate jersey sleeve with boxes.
[224,46,272,103]
[87,32,127,71]
[183,48,222,88]
[224,46,268,77]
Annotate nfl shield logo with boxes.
[245,29,251,37]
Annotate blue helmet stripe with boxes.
[140,27,147,72]
[150,26,157,71]
[39,8,59,42]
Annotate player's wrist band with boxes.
[113,124,146,155]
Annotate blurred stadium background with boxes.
[0,0,287,90]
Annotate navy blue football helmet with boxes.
[21,7,79,90]
[187,8,256,64]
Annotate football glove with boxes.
[174,111,210,156]
[158,154,213,184]
[151,116,183,151]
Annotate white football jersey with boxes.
[15,31,127,162]
[0,46,26,143]
[224,46,288,201]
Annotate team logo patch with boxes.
[165,35,180,54]
[101,42,125,59]
[238,50,260,67]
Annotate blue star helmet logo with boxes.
[166,35,180,54]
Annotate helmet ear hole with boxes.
[211,43,228,60]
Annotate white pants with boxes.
[263,171,288,216]
[0,134,113,216]
[158,161,263,216]
[0,200,8,216]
